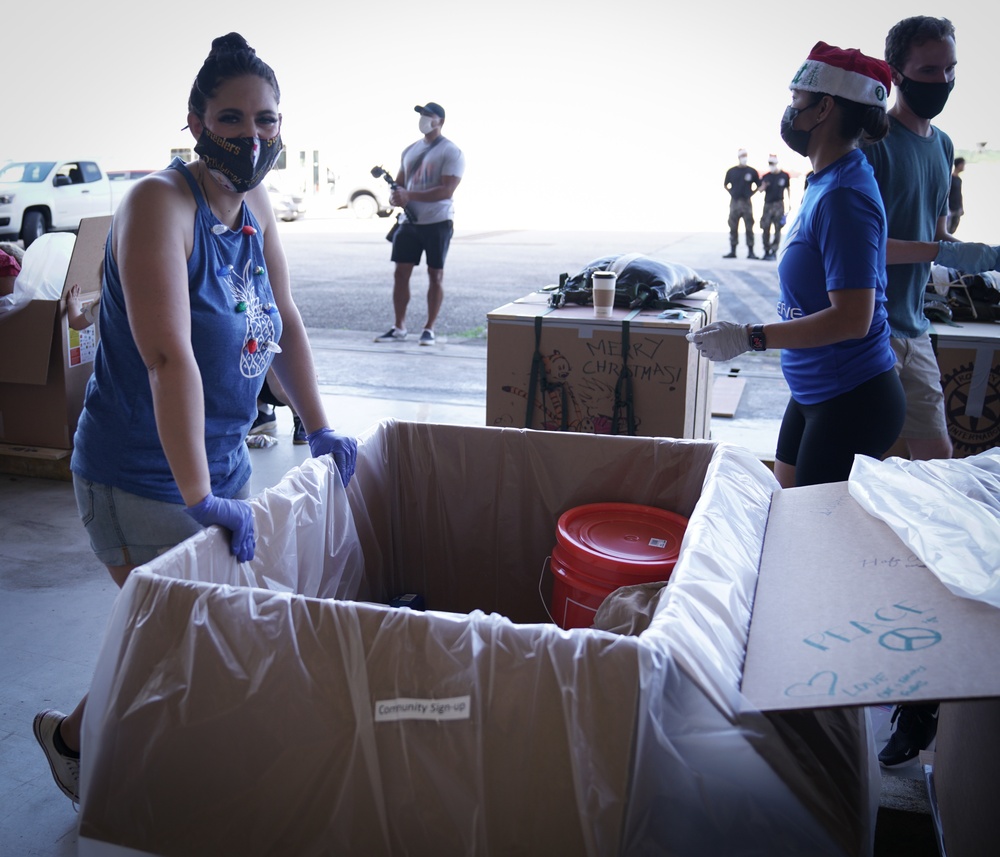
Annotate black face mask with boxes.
[898,75,955,119]
[780,101,821,158]
[194,127,283,193]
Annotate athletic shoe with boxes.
[33,710,80,802]
[419,329,435,346]
[374,327,407,342]
[878,704,939,767]
[248,407,277,435]
[292,413,307,445]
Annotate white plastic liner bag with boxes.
[848,450,1000,609]
[79,421,877,857]
[0,232,75,314]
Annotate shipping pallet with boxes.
[0,442,72,481]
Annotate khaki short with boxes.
[890,335,949,440]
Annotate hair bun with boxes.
[210,32,253,57]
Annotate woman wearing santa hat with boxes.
[690,41,905,488]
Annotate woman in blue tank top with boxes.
[34,34,357,803]
[689,42,906,488]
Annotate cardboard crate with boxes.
[0,216,108,448]
[79,422,891,857]
[931,321,1000,457]
[486,289,716,439]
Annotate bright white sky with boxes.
[9,0,999,232]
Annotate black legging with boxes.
[775,369,906,487]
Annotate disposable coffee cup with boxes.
[592,271,616,317]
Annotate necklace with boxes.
[191,159,280,375]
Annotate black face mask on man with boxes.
[194,127,284,193]
[779,100,823,158]
[898,76,955,120]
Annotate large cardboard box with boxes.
[76,422,1000,857]
[931,321,1000,457]
[79,423,878,857]
[486,289,716,439]
[0,216,108,448]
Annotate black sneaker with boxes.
[879,703,939,767]
[248,406,277,435]
[292,413,307,445]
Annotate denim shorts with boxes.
[73,476,250,568]
[890,335,949,440]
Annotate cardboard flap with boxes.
[741,481,1000,711]
[61,215,111,299]
[0,301,58,384]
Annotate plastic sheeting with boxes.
[79,421,877,857]
[0,232,75,315]
[849,450,1000,609]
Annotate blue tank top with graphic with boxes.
[71,158,282,503]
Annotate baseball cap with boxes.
[414,102,446,120]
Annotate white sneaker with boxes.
[419,329,435,346]
[374,327,407,342]
[33,709,80,802]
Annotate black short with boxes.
[391,219,454,269]
[775,368,905,486]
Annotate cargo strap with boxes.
[525,311,568,430]
[612,310,642,436]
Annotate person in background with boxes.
[66,282,100,330]
[862,15,998,772]
[722,148,760,259]
[32,32,357,806]
[374,102,465,346]
[690,41,904,489]
[249,369,307,444]
[947,156,965,233]
[757,154,791,260]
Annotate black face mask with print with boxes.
[898,76,954,119]
[194,127,283,193]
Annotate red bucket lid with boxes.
[555,502,687,577]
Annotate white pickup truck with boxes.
[0,160,149,248]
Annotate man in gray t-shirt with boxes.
[374,102,466,346]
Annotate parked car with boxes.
[0,159,120,247]
[268,183,307,222]
[328,167,393,219]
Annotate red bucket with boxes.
[548,502,688,630]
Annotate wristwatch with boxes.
[749,324,767,352]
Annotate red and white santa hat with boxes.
[789,41,891,109]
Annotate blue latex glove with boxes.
[306,428,358,487]
[686,321,751,362]
[184,493,255,562]
[935,241,998,273]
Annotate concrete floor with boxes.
[0,336,939,856]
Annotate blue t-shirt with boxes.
[776,149,896,405]
[71,159,282,503]
[863,116,953,338]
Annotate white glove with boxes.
[935,241,998,273]
[686,321,751,362]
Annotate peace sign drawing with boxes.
[878,627,942,652]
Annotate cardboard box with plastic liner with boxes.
[0,215,108,448]
[76,423,1000,857]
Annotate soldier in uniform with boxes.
[723,148,760,258]
[758,154,791,260]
